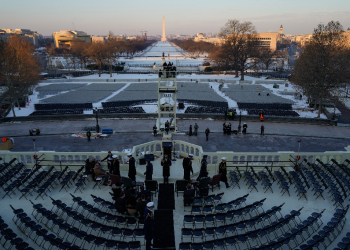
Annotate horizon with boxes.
[1,0,349,36]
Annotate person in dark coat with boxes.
[127,153,136,182]
[86,130,91,141]
[111,184,122,201]
[161,154,172,184]
[261,124,265,135]
[137,186,152,202]
[102,151,113,173]
[197,155,208,181]
[205,128,210,141]
[115,192,126,214]
[153,125,157,137]
[137,194,148,219]
[194,123,199,136]
[165,120,170,134]
[242,123,248,134]
[144,160,153,181]
[189,125,193,136]
[183,184,195,205]
[219,157,230,188]
[111,155,120,175]
[144,202,155,250]
[85,157,95,175]
[183,154,194,181]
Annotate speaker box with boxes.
[139,158,146,165]
[145,154,154,161]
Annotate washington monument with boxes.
[161,16,167,42]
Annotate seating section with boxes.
[248,109,299,117]
[97,107,145,114]
[185,106,227,114]
[34,103,93,111]
[29,109,84,116]
[238,103,292,110]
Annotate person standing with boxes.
[144,202,155,250]
[229,110,233,120]
[86,130,91,141]
[197,155,208,181]
[205,128,210,141]
[261,124,265,135]
[219,157,230,188]
[189,125,193,136]
[153,125,157,137]
[127,153,136,182]
[161,154,172,184]
[102,151,113,173]
[112,155,120,175]
[183,154,194,181]
[144,160,153,181]
[165,120,170,134]
[242,123,248,135]
[194,123,199,136]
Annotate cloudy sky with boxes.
[1,0,349,36]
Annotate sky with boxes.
[1,0,349,36]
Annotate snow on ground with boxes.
[93,83,131,108]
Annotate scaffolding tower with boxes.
[157,62,177,134]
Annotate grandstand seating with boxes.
[34,103,93,111]
[29,109,84,116]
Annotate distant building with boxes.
[254,32,280,51]
[52,30,91,48]
[91,36,106,43]
[0,28,42,47]
[193,33,222,46]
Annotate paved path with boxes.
[1,118,349,139]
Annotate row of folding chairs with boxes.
[98,107,146,114]
[1,166,38,199]
[181,207,309,246]
[184,202,284,230]
[263,205,348,250]
[57,195,142,228]
[185,106,227,114]
[59,166,84,192]
[18,166,55,200]
[0,158,17,176]
[102,100,156,108]
[29,109,84,116]
[248,109,300,117]
[34,103,93,111]
[12,204,142,250]
[237,102,292,111]
[0,161,25,191]
[0,214,34,250]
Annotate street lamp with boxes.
[238,111,242,133]
[94,108,100,133]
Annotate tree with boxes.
[256,48,276,71]
[0,35,40,117]
[291,21,350,118]
[70,39,91,69]
[86,41,106,77]
[219,19,258,80]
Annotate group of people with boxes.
[112,181,154,250]
[158,61,177,78]
[188,123,199,136]
[223,122,248,134]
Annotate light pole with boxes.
[94,108,100,133]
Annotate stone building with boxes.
[52,30,91,48]
[0,28,42,47]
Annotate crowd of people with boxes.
[158,61,177,78]
[84,148,233,250]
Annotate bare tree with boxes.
[256,48,276,71]
[86,41,106,77]
[292,21,350,117]
[219,19,258,80]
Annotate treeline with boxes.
[47,38,156,77]
[171,39,217,57]
[0,35,41,117]
[291,21,350,118]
